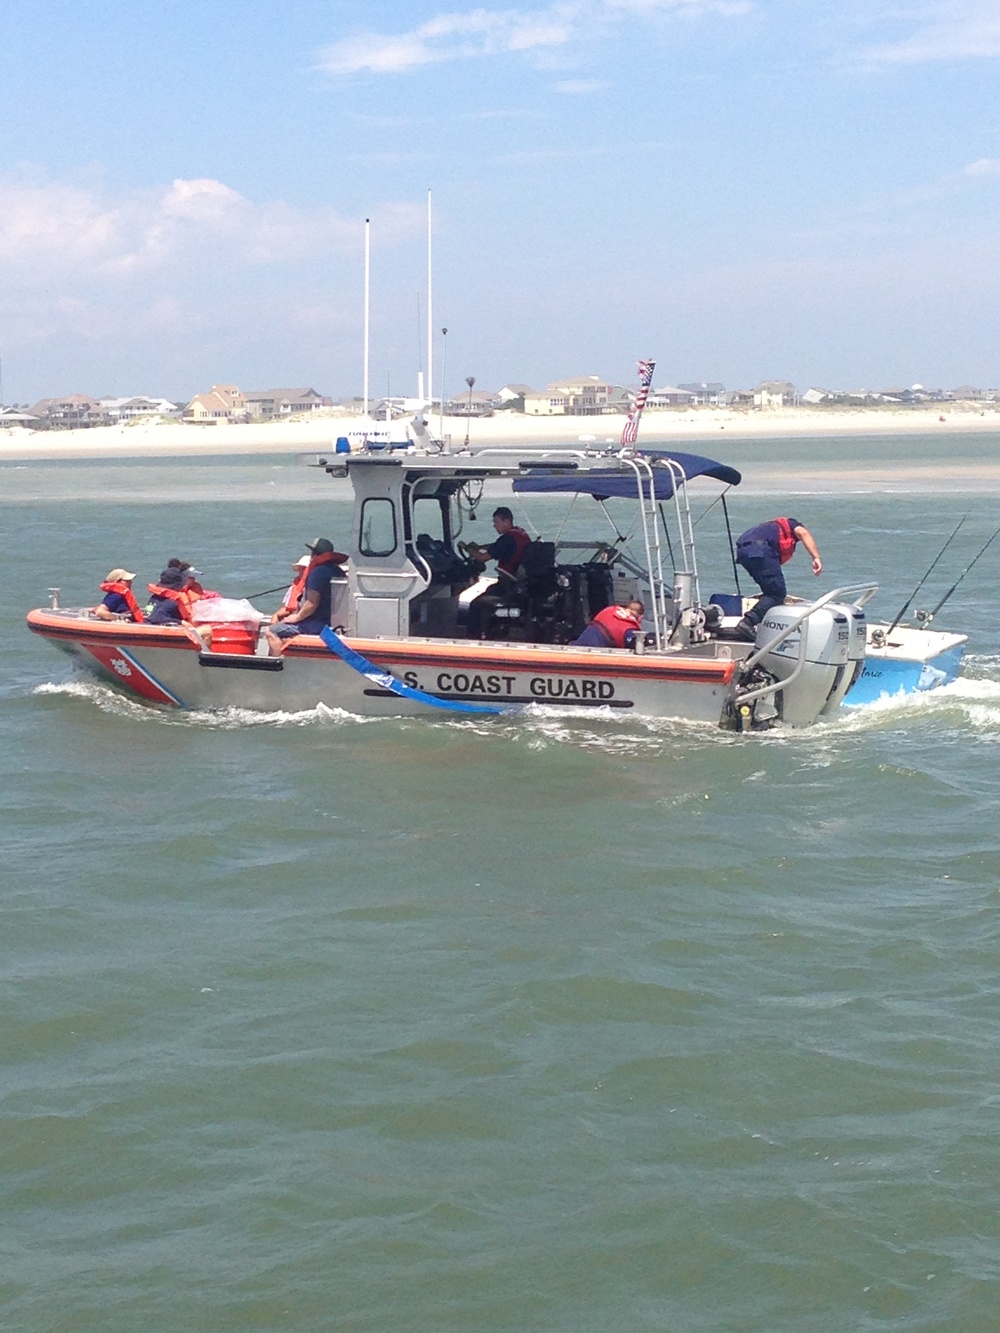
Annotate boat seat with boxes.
[477,543,590,643]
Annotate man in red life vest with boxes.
[265,537,348,655]
[464,507,532,639]
[729,516,823,640]
[573,599,645,649]
[94,568,144,622]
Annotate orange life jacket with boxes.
[775,516,798,564]
[498,526,532,575]
[283,550,344,612]
[592,604,642,648]
[146,583,198,622]
[98,580,144,623]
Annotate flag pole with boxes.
[621,358,655,447]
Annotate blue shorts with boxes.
[271,617,326,639]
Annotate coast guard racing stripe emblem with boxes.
[83,643,184,706]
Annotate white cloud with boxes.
[316,0,751,76]
[861,2,1000,64]
[965,157,1000,175]
[0,173,417,277]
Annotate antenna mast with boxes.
[363,218,370,419]
[426,190,433,411]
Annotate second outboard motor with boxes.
[753,603,854,727]
[818,602,868,716]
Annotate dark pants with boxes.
[736,542,787,625]
[466,587,505,639]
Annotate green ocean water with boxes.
[3,439,1000,1331]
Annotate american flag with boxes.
[621,358,656,446]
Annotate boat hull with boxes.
[26,611,740,724]
[844,625,967,705]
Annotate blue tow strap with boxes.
[319,627,505,715]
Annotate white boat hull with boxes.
[28,612,744,724]
[845,624,967,705]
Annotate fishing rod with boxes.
[921,520,1000,622]
[721,493,741,596]
[887,513,967,634]
[244,582,292,600]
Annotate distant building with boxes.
[443,389,495,417]
[184,384,332,422]
[802,387,833,405]
[676,381,727,406]
[28,394,106,428]
[753,380,800,409]
[184,384,243,422]
[524,390,570,416]
[648,386,697,407]
[241,387,332,418]
[545,375,615,415]
[496,383,533,406]
[100,396,181,422]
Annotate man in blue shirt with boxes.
[265,537,347,655]
[723,516,822,641]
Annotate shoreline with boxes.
[3,404,1000,462]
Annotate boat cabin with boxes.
[319,446,742,646]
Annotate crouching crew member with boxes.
[94,568,144,622]
[573,599,645,648]
[266,537,347,656]
[726,516,822,641]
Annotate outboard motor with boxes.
[818,601,868,716]
[753,602,855,727]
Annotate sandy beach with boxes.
[3,403,1000,464]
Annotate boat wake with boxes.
[31,658,1000,745]
[32,679,374,729]
[838,665,1000,734]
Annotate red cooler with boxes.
[209,622,258,655]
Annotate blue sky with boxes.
[3,0,1000,402]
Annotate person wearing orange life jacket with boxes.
[728,516,823,641]
[93,568,144,622]
[464,507,533,639]
[572,599,645,649]
[146,567,212,644]
[266,538,348,655]
[282,555,311,610]
[166,558,219,601]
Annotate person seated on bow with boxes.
[463,507,532,639]
[572,599,645,649]
[265,538,347,656]
[93,568,144,622]
[146,566,212,645]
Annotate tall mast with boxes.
[363,218,370,419]
[426,190,433,409]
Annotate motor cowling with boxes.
[753,602,857,726]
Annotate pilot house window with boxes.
[359,497,397,557]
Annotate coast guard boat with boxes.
[26,445,879,731]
